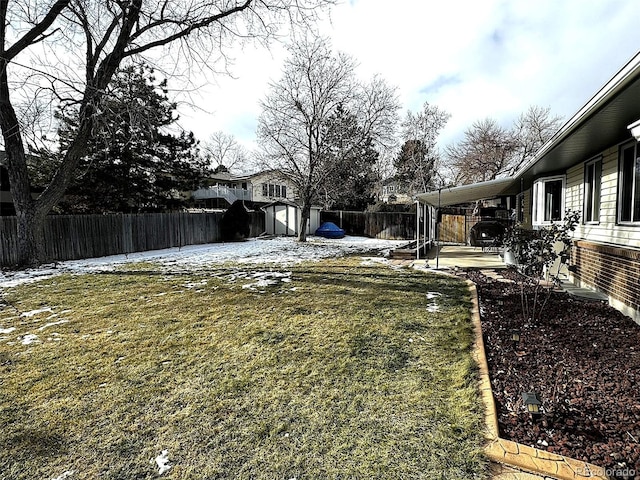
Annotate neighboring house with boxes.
[418,51,640,323]
[192,169,294,209]
[262,200,321,236]
[249,170,293,204]
[381,177,413,204]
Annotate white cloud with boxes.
[175,0,640,151]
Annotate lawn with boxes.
[0,258,486,479]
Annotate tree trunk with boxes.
[16,207,47,268]
[297,201,311,242]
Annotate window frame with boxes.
[617,141,640,225]
[583,156,602,224]
[532,175,566,226]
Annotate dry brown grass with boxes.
[0,259,486,479]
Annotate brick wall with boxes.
[572,240,640,319]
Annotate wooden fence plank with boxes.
[320,211,416,240]
[439,214,466,244]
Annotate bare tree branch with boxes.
[3,0,69,60]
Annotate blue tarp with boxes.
[315,221,345,239]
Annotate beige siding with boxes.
[569,145,640,248]
[250,171,296,204]
[521,187,532,228]
[565,163,582,213]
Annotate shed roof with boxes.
[260,199,321,210]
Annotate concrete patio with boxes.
[422,244,507,270]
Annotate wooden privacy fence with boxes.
[320,211,416,240]
[438,214,467,244]
[0,211,265,267]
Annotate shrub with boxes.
[221,200,251,241]
[502,210,580,323]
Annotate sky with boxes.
[173,0,640,155]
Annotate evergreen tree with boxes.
[319,104,379,210]
[46,65,206,213]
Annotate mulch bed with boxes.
[466,269,640,480]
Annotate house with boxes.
[418,51,640,323]
[381,177,413,204]
[192,169,294,209]
[262,200,321,236]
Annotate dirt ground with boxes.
[467,269,640,480]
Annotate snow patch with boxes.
[38,319,69,331]
[153,450,171,475]
[360,257,389,266]
[21,307,53,318]
[241,271,292,291]
[0,327,16,334]
[51,471,74,480]
[0,236,406,288]
[182,279,207,289]
[21,333,39,345]
[425,292,442,313]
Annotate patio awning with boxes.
[416,177,519,207]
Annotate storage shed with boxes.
[261,200,321,236]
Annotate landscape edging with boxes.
[465,281,611,480]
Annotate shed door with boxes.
[275,205,288,235]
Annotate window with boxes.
[618,142,640,223]
[532,176,565,225]
[584,157,602,223]
[262,183,287,199]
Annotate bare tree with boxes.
[202,131,248,173]
[257,36,399,241]
[510,105,563,173]
[395,102,449,193]
[445,118,516,185]
[0,0,335,267]
[444,106,563,185]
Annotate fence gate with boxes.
[439,214,467,244]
